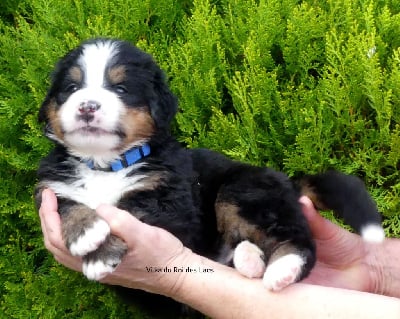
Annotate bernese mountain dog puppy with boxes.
[35,38,384,295]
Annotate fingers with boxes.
[39,189,83,272]
[39,189,64,251]
[39,188,58,214]
[95,204,184,254]
[96,204,151,246]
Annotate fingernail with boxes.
[298,195,308,206]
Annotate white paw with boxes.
[233,240,266,278]
[263,253,305,291]
[82,258,121,281]
[69,219,110,256]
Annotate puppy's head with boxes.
[39,38,177,163]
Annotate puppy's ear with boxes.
[39,64,61,124]
[38,45,82,124]
[37,96,58,140]
[38,95,51,123]
[150,70,178,130]
[38,75,59,138]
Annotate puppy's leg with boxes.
[216,166,315,291]
[230,240,308,291]
[57,199,111,256]
[57,198,127,280]
[35,187,118,261]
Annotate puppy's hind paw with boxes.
[263,253,305,291]
[82,235,127,281]
[83,259,121,281]
[233,240,266,278]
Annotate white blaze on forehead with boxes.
[79,41,119,87]
[58,40,126,163]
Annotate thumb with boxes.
[39,188,58,215]
[39,188,65,250]
[299,195,339,241]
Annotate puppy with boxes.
[35,38,384,293]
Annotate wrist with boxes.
[365,243,384,295]
[365,239,400,298]
[161,248,225,300]
[158,247,196,298]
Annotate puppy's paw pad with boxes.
[233,240,266,278]
[83,258,121,281]
[69,219,110,256]
[263,253,305,291]
[263,254,304,291]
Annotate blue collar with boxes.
[85,144,151,172]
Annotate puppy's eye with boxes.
[64,83,79,93]
[113,85,128,94]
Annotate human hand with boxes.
[298,196,381,294]
[40,189,395,298]
[39,189,193,296]
[95,204,195,296]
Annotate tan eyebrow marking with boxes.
[69,66,83,82]
[108,65,126,84]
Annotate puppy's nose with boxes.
[79,100,101,114]
[78,100,101,122]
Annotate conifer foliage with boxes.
[1,0,400,317]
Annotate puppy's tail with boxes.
[297,170,385,243]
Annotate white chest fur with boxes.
[45,162,148,209]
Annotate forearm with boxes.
[172,254,400,319]
[39,191,400,317]
[367,238,400,298]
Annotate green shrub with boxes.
[1,0,400,317]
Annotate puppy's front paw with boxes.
[233,240,266,278]
[262,253,305,291]
[83,235,127,281]
[67,218,110,256]
[62,206,111,256]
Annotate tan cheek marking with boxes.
[119,107,155,148]
[46,100,64,140]
[108,65,126,84]
[69,66,83,83]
